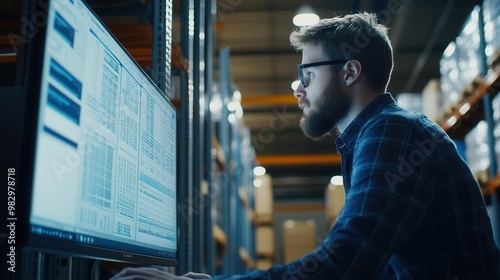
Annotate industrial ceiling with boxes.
[0,0,482,202]
[213,0,481,202]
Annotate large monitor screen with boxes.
[25,0,177,265]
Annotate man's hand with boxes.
[110,267,211,280]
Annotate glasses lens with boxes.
[298,66,307,87]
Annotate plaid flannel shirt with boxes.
[212,93,499,280]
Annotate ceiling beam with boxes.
[404,0,456,92]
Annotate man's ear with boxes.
[343,60,362,87]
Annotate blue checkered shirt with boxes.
[213,93,499,279]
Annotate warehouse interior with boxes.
[0,0,499,278]
[213,0,485,201]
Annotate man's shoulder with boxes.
[363,105,419,128]
[360,106,443,140]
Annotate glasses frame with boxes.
[298,60,348,88]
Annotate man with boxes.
[112,12,499,279]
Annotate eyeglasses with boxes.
[298,60,347,88]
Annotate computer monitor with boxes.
[18,0,177,266]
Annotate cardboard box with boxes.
[282,220,317,263]
[255,258,273,270]
[254,174,273,223]
[325,184,345,225]
[256,226,274,257]
[422,79,442,122]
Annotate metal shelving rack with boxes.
[218,48,234,274]
[177,0,235,274]
[213,48,257,275]
[9,0,176,278]
[11,0,255,277]
[477,5,499,244]
[173,0,258,274]
[152,0,173,95]
[178,0,195,274]
[203,0,217,275]
[240,128,257,272]
[437,3,499,244]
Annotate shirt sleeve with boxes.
[213,115,438,280]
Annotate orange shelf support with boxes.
[256,154,341,166]
[241,94,297,107]
[438,66,500,137]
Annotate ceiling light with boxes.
[253,166,266,176]
[330,175,343,186]
[233,90,241,101]
[210,96,222,113]
[293,4,319,27]
[291,80,300,90]
[228,101,239,111]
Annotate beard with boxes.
[299,80,350,140]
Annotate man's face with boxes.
[294,44,351,140]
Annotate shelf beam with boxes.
[438,66,500,138]
[256,154,341,166]
[241,94,297,107]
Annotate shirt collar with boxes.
[335,93,396,154]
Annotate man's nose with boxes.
[293,83,305,99]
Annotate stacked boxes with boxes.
[254,258,273,270]
[483,0,500,67]
[325,183,345,230]
[254,174,275,268]
[421,79,443,122]
[254,174,273,223]
[282,220,318,263]
[440,4,500,181]
[454,6,482,93]
[439,41,463,116]
[439,6,486,118]
[465,94,500,182]
[465,121,492,184]
[255,226,274,258]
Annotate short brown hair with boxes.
[290,13,393,92]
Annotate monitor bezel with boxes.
[17,0,178,267]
